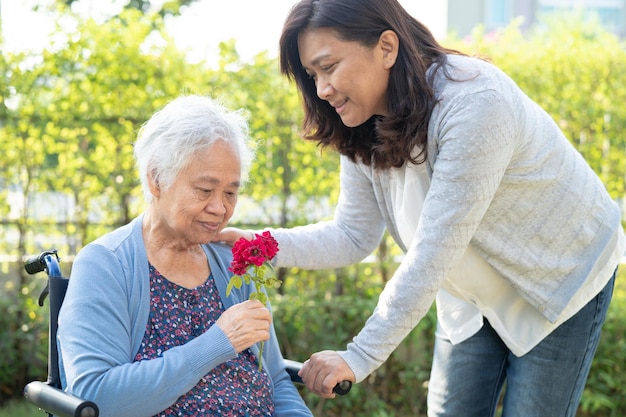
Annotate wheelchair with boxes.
[22,250,351,417]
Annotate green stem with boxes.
[253,264,266,371]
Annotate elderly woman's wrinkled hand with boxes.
[216,300,272,353]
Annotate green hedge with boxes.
[578,270,626,416]
[272,266,626,417]
[0,276,48,404]
[274,293,435,417]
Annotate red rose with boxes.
[228,231,279,274]
[226,231,280,372]
[257,231,279,259]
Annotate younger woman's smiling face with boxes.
[297,27,399,127]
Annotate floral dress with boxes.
[133,264,275,416]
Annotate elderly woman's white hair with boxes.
[134,95,255,203]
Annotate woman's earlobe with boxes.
[147,170,161,198]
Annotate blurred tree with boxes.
[0,4,342,263]
[58,0,198,17]
[0,7,211,256]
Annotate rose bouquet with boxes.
[226,231,281,371]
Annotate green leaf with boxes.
[226,275,242,297]
[257,292,268,305]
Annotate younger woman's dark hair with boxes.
[279,0,465,169]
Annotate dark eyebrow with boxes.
[303,54,331,71]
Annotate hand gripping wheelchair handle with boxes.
[284,359,352,395]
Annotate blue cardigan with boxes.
[58,214,312,417]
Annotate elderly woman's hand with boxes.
[216,300,272,353]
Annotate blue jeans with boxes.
[427,272,616,417]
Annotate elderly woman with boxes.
[57,95,312,417]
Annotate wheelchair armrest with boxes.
[283,359,352,395]
[24,381,99,417]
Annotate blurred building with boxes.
[454,0,624,37]
[404,0,626,39]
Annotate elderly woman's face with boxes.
[155,140,241,245]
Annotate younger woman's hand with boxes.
[212,227,255,246]
[299,350,356,398]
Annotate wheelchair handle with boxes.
[25,249,61,276]
[24,250,62,307]
[24,381,99,417]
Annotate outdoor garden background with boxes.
[1,2,625,416]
